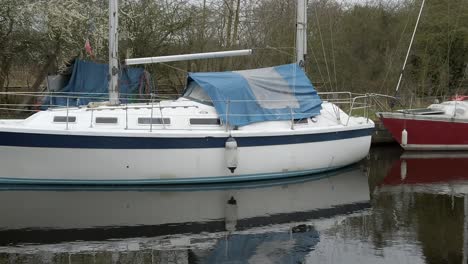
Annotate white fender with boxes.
[225,137,238,173]
[401,129,408,146]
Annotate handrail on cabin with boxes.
[0,91,378,128]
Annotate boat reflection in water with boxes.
[380,152,468,189]
[375,152,468,264]
[0,166,370,263]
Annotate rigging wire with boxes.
[394,0,426,94]
[313,0,340,120]
[328,8,338,92]
[309,45,327,91]
[294,0,298,65]
[446,0,450,96]
[450,2,468,95]
[454,65,468,94]
[441,0,464,96]
[313,1,334,93]
[377,4,413,95]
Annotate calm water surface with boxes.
[0,144,466,263]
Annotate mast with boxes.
[394,0,426,93]
[108,0,119,105]
[296,0,307,68]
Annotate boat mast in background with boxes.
[394,0,426,94]
[108,0,120,105]
[296,0,307,69]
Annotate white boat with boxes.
[0,0,374,185]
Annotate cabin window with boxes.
[95,117,118,124]
[53,116,76,123]
[294,118,308,124]
[190,118,221,125]
[138,117,171,125]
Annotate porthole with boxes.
[138,117,171,125]
[53,116,76,123]
[190,118,221,125]
[95,117,118,124]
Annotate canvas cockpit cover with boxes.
[45,60,149,107]
[186,64,322,127]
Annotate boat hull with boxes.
[379,113,468,150]
[0,129,372,185]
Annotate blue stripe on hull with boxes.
[0,128,373,149]
[0,165,346,186]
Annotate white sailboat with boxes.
[0,0,374,185]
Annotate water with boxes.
[0,144,466,263]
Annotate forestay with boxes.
[186,64,322,127]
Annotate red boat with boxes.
[378,98,468,150]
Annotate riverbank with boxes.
[371,120,395,144]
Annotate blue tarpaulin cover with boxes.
[187,64,322,127]
[201,229,319,263]
[50,59,148,106]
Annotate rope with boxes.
[264,46,295,57]
[158,62,189,74]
